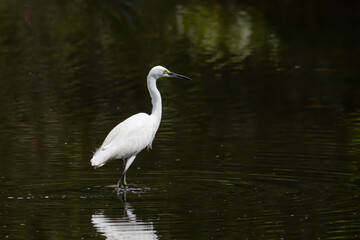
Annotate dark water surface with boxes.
[1,0,359,239]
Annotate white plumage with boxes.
[90,66,191,188]
[91,113,157,168]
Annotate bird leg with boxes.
[117,160,126,188]
[123,173,127,186]
[117,156,136,189]
[117,171,127,189]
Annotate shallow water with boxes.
[0,0,360,239]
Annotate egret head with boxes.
[148,65,191,81]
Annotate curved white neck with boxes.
[147,75,162,120]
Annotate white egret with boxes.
[90,66,191,188]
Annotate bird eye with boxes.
[164,70,169,74]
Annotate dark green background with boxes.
[0,0,359,239]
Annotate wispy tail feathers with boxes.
[90,147,113,168]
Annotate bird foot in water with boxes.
[116,180,127,189]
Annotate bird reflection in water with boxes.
[92,197,158,240]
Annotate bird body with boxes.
[90,66,191,188]
[91,113,158,168]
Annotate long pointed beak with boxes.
[168,72,192,81]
